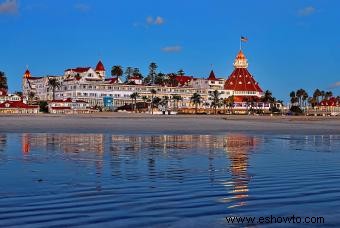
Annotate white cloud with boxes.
[298,6,316,16]
[74,3,90,12]
[154,16,164,25]
[330,82,340,89]
[162,45,182,53]
[0,0,18,14]
[146,16,165,25]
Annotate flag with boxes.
[241,36,248,42]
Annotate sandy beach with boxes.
[0,113,339,135]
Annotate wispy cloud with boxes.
[298,6,316,16]
[162,45,182,53]
[146,16,165,25]
[0,0,18,14]
[74,3,90,12]
[330,82,340,89]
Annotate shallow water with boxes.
[0,133,340,227]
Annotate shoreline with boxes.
[0,114,339,135]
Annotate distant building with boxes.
[48,98,97,114]
[0,101,39,114]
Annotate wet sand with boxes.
[0,113,339,135]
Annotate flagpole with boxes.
[240,37,242,50]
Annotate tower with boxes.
[95,60,106,78]
[23,69,31,79]
[224,50,263,97]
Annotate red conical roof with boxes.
[24,69,31,78]
[224,68,263,93]
[95,60,105,71]
[207,70,217,81]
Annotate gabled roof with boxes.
[95,60,105,71]
[0,101,38,109]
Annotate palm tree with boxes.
[0,71,8,90]
[167,73,178,87]
[28,91,36,105]
[141,96,148,112]
[130,92,139,113]
[149,62,158,85]
[226,95,235,114]
[125,67,133,81]
[210,90,221,114]
[313,89,322,103]
[320,90,325,101]
[177,69,185,76]
[325,91,333,100]
[48,77,61,100]
[150,89,157,114]
[190,93,201,114]
[290,91,298,106]
[172,95,182,110]
[111,66,123,82]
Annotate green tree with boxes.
[150,89,157,114]
[0,71,8,90]
[111,66,123,82]
[39,101,49,113]
[28,91,36,105]
[167,73,178,87]
[148,62,158,85]
[130,92,140,113]
[125,67,133,81]
[210,90,221,114]
[48,77,61,100]
[313,89,322,103]
[190,92,201,114]
[172,95,182,110]
[177,69,185,76]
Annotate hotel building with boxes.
[22,51,273,112]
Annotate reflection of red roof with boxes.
[224,68,263,93]
[95,60,105,71]
[65,67,91,73]
[320,97,339,106]
[176,75,193,85]
[0,101,38,109]
[51,98,88,103]
[207,70,218,81]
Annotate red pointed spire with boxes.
[207,70,217,81]
[24,69,31,78]
[95,60,105,71]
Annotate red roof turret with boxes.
[95,60,105,72]
[24,69,31,78]
[207,70,217,81]
[224,51,263,93]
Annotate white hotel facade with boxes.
[22,51,269,111]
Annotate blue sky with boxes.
[0,0,339,101]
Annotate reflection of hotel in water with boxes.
[20,133,259,208]
[21,134,105,154]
